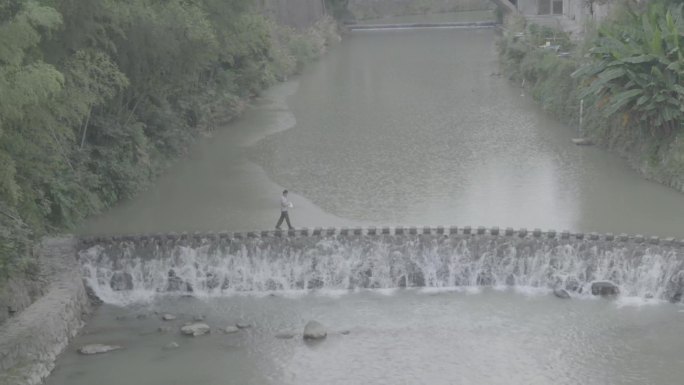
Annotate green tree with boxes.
[573,1,684,137]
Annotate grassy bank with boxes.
[498,0,684,193]
[0,1,340,293]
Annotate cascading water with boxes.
[78,231,684,305]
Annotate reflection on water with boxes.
[251,28,684,236]
[46,290,684,385]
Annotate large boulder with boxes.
[180,323,210,337]
[553,288,571,299]
[591,281,619,296]
[110,272,133,291]
[78,344,122,355]
[303,320,327,340]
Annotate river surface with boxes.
[47,289,684,385]
[61,25,684,385]
[83,27,684,238]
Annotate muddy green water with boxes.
[84,27,684,238]
[47,290,684,385]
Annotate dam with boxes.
[37,227,684,385]
[79,227,684,304]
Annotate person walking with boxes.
[275,189,294,230]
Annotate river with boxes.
[55,24,684,385]
[83,27,684,238]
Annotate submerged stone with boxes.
[591,281,619,296]
[180,323,210,336]
[564,277,580,292]
[553,288,571,299]
[303,320,327,340]
[78,344,122,355]
[163,342,180,350]
[166,269,192,292]
[275,332,295,339]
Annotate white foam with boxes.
[79,236,683,305]
[614,296,666,308]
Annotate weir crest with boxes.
[77,226,684,305]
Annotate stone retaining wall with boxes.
[0,237,89,385]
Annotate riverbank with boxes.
[0,1,341,320]
[0,238,89,385]
[0,1,340,302]
[80,80,363,235]
[497,6,684,195]
[1,5,342,383]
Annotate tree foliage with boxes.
[0,0,339,281]
[573,1,684,136]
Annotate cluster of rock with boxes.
[553,281,620,300]
[109,269,196,293]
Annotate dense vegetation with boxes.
[498,0,684,190]
[0,0,339,283]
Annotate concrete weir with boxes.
[79,227,684,304]
[3,227,684,384]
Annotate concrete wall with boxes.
[349,0,494,19]
[517,0,615,23]
[0,276,49,327]
[259,0,326,29]
[516,0,539,15]
[0,238,90,385]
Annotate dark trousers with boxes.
[276,211,293,229]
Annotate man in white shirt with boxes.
[275,189,294,230]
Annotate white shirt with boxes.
[281,195,292,212]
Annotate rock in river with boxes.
[223,326,239,334]
[78,344,122,355]
[553,288,571,299]
[181,323,210,336]
[303,320,327,340]
[162,313,177,321]
[591,281,620,296]
[110,272,133,291]
[163,342,180,350]
[275,332,295,339]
